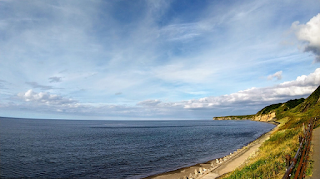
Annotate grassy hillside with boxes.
[297,85,320,113]
[256,103,283,115]
[222,85,320,179]
[256,98,305,116]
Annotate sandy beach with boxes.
[145,122,278,179]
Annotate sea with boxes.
[0,117,275,178]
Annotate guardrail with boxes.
[282,117,317,179]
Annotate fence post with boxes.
[282,117,315,179]
[285,155,291,168]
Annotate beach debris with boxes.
[223,157,227,161]
[216,159,219,164]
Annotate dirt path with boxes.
[310,127,320,179]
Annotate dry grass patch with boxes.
[223,118,303,179]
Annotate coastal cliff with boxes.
[212,113,276,122]
[213,113,275,122]
[220,85,320,179]
[213,115,254,120]
[253,112,276,121]
[213,98,305,122]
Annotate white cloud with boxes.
[279,68,320,87]
[1,1,320,119]
[292,13,320,62]
[2,68,319,119]
[181,68,320,109]
[18,89,77,106]
[267,71,282,80]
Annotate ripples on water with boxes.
[0,117,275,178]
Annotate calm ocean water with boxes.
[0,117,275,178]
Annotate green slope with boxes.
[297,85,320,113]
[223,85,320,179]
[256,98,305,117]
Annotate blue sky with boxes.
[0,0,319,120]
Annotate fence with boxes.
[282,117,317,179]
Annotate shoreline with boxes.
[144,120,278,179]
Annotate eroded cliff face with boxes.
[213,117,234,120]
[213,112,276,122]
[253,112,276,122]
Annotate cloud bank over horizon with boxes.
[0,0,319,119]
[1,68,318,119]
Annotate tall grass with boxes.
[223,86,319,178]
[223,115,305,179]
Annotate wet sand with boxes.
[145,122,278,179]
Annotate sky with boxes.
[0,0,320,120]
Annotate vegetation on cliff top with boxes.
[222,85,320,179]
[213,114,255,120]
[256,103,283,115]
[256,98,305,116]
[213,98,305,120]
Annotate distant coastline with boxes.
[212,115,255,120]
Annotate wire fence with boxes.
[282,117,317,179]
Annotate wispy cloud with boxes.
[160,23,209,41]
[152,62,215,84]
[0,79,7,89]
[267,71,283,81]
[25,82,53,90]
[49,77,62,83]
[0,0,319,119]
[137,99,162,107]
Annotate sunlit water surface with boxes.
[0,118,275,178]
